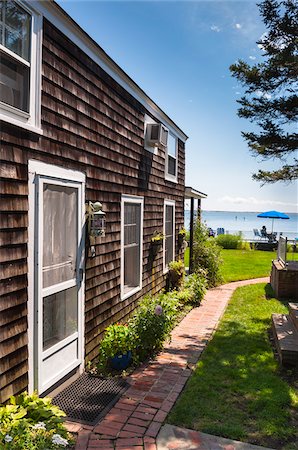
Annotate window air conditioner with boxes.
[146,123,168,148]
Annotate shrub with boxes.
[184,269,207,305]
[216,233,242,249]
[97,324,133,372]
[0,392,73,450]
[193,221,223,287]
[168,260,185,289]
[129,292,180,363]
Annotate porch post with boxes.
[197,198,201,222]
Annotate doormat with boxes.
[52,373,130,425]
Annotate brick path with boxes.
[68,278,269,450]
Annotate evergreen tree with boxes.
[230,0,298,183]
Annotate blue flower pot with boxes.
[110,351,132,371]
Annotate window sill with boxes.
[0,113,43,135]
[165,175,178,184]
[121,285,142,301]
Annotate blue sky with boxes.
[57,0,297,213]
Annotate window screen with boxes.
[123,202,142,295]
[165,204,174,266]
[166,134,177,178]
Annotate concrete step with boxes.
[289,302,298,332]
[271,313,298,366]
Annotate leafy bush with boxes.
[97,323,133,372]
[193,221,223,287]
[184,269,207,305]
[216,233,242,249]
[168,260,185,289]
[129,293,180,363]
[0,392,73,449]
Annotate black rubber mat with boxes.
[52,373,129,425]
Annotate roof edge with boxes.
[35,0,188,142]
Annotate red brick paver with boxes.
[70,278,269,449]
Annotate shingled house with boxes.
[0,0,187,402]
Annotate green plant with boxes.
[193,221,223,287]
[151,231,164,243]
[97,323,133,372]
[129,293,180,363]
[178,227,186,237]
[216,233,243,249]
[184,269,207,305]
[0,392,73,449]
[168,260,185,289]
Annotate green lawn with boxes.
[185,247,298,283]
[220,249,275,282]
[167,283,298,449]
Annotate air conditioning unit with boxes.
[146,123,168,148]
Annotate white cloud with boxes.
[210,25,221,32]
[219,196,296,208]
[235,23,242,29]
[249,55,256,60]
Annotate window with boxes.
[0,0,42,132]
[121,195,143,299]
[165,133,178,182]
[164,201,175,271]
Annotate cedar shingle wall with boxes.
[0,19,185,402]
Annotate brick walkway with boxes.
[68,277,269,450]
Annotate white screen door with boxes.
[29,162,85,394]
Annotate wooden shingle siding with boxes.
[0,18,185,401]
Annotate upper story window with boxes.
[0,0,42,133]
[165,133,178,183]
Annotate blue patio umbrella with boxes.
[257,210,290,233]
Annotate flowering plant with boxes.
[0,392,73,449]
[178,227,186,237]
[151,231,164,244]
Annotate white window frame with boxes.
[121,195,144,300]
[143,114,158,155]
[165,132,178,183]
[163,200,175,273]
[0,0,43,134]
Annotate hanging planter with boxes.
[150,231,164,257]
[178,227,186,246]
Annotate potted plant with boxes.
[168,259,185,289]
[97,323,133,372]
[151,231,164,245]
[150,231,164,257]
[178,227,186,246]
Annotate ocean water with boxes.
[185,210,298,241]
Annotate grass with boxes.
[220,249,275,282]
[167,283,298,449]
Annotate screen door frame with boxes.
[28,160,86,394]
